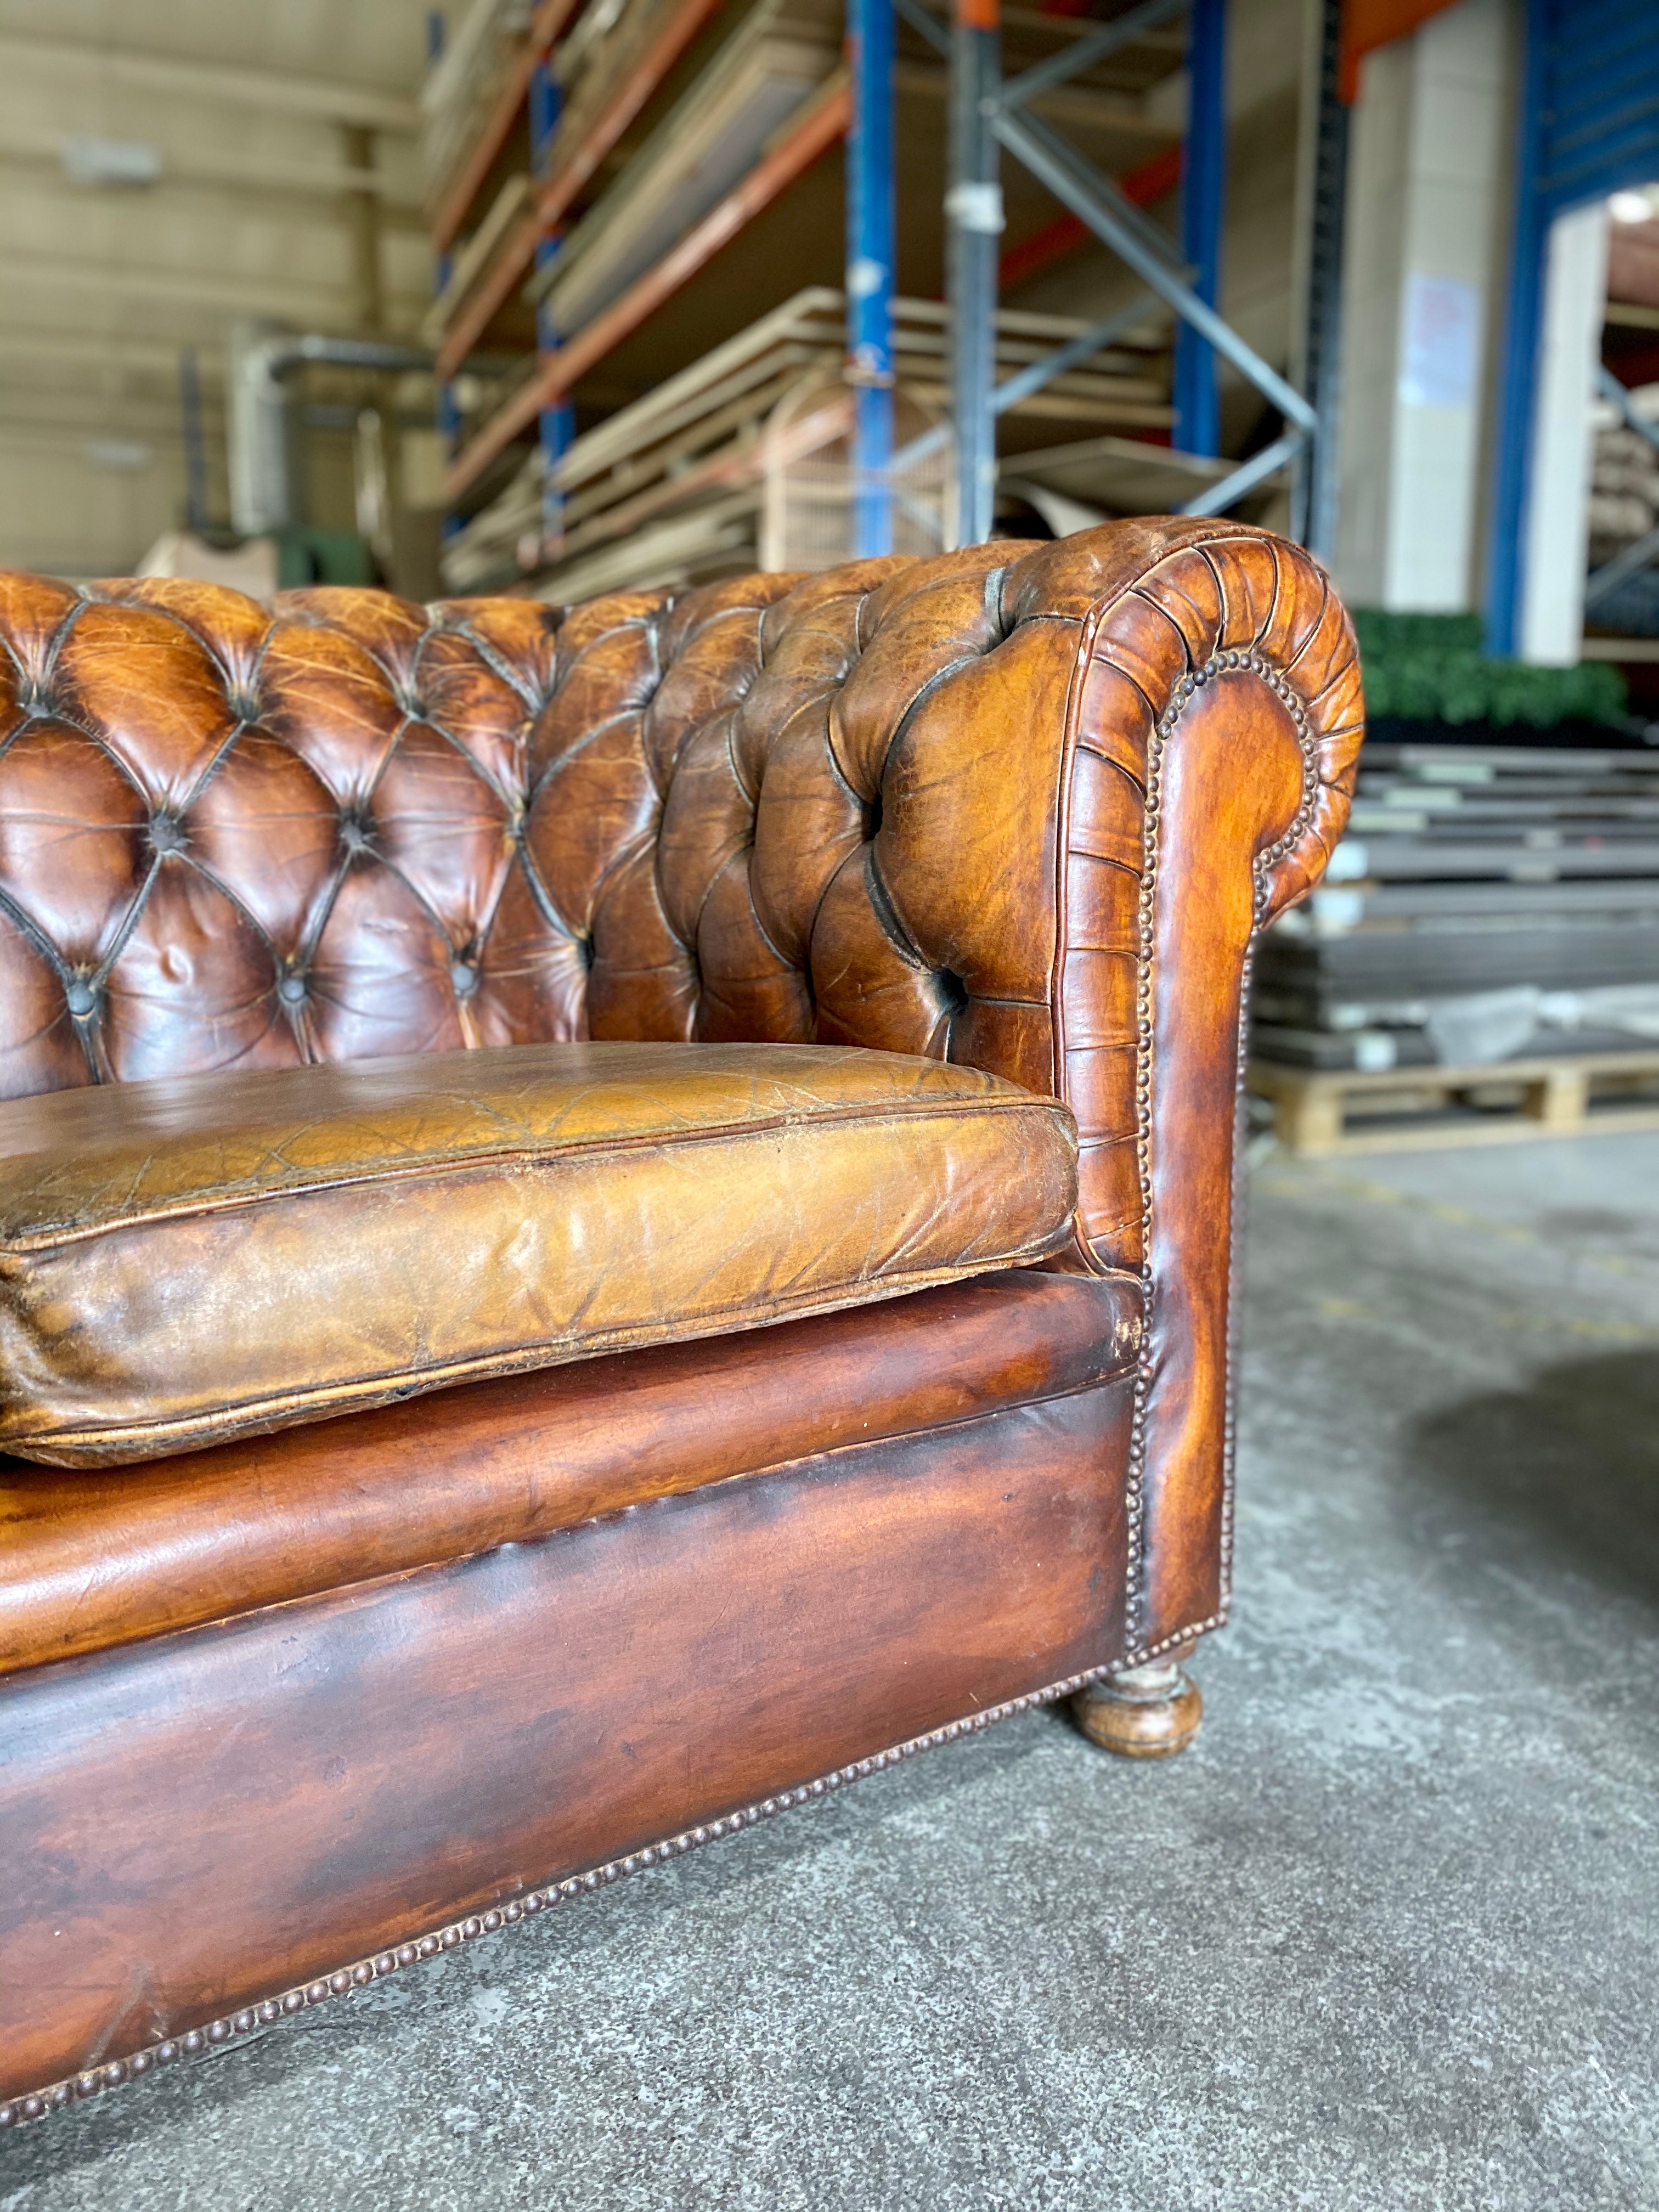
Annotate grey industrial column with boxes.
[1292,0,1347,560]
[946,0,1001,547]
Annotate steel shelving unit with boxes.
[425,0,1327,571]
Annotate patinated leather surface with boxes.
[0,1369,1132,2101]
[0,1269,1141,1673]
[0,1040,1075,1467]
[0,526,1359,1644]
[1,537,1353,1260]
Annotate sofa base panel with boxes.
[0,1375,1132,2104]
[0,1652,1120,2129]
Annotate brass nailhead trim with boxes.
[0,1658,1141,2131]
[3,560,1343,2135]
[1119,584,1327,1650]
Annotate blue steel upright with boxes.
[531,58,576,556]
[946,0,1002,546]
[429,10,465,543]
[1172,0,1226,458]
[847,0,896,556]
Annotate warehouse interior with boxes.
[1,0,1657,2205]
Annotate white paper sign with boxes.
[1400,273,1481,408]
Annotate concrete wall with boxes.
[1334,0,1514,612]
[0,2,433,578]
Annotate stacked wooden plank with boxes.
[531,0,841,338]
[423,0,1194,527]
[438,287,1169,596]
[421,0,533,217]
[422,0,729,376]
[1250,741,1659,1151]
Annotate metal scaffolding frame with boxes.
[529,56,577,552]
[882,0,1328,550]
[431,0,1346,559]
[1171,0,1224,457]
[847,0,897,555]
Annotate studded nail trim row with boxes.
[0,1658,1121,2130]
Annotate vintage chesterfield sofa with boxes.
[0,518,1359,2122]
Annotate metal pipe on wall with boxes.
[179,347,211,534]
[228,324,432,537]
[847,0,896,557]
[946,0,1001,546]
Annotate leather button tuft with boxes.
[277,974,307,1006]
[148,813,185,855]
[65,978,96,1018]
[450,961,478,997]
[338,811,372,853]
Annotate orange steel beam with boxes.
[431,0,585,256]
[437,210,544,381]
[435,0,732,381]
[539,0,732,233]
[443,76,851,505]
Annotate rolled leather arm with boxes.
[694,518,1362,1659]
[1052,521,1362,1657]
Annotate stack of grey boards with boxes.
[1254,742,1659,1073]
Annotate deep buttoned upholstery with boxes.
[0,520,1363,2119]
[0,522,1357,1281]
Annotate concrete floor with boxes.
[5,1133,1659,2211]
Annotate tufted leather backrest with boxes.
[0,523,1358,1282]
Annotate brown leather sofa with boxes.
[0,520,1360,2125]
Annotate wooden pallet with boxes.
[1249,1046,1659,1156]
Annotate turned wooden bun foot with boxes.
[1070,1650,1202,1759]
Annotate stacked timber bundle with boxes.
[1250,742,1659,1152]
[423,0,727,369]
[438,288,1170,595]
[527,0,841,342]
[421,0,536,217]
[438,290,849,595]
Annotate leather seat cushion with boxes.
[0,1041,1077,1468]
[0,1270,1141,1674]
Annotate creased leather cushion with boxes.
[0,537,1357,1281]
[0,1041,1077,1468]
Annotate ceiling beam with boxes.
[0,247,429,323]
[0,33,419,132]
[0,328,222,374]
[0,142,424,225]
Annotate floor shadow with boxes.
[1408,1351,1659,1612]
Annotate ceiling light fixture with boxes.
[86,439,154,472]
[61,136,162,189]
